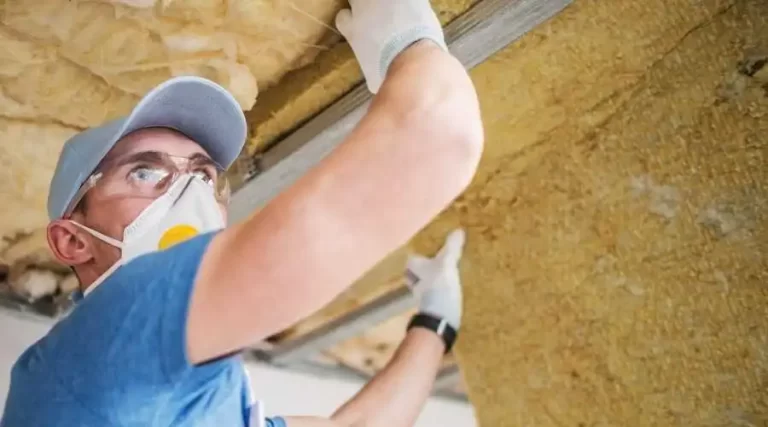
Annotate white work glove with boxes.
[336,0,448,94]
[405,228,465,331]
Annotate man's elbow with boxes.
[382,47,485,190]
[424,59,484,187]
[426,87,485,191]
[452,104,485,185]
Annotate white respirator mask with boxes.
[70,174,226,297]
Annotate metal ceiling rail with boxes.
[0,292,60,324]
[252,286,415,365]
[259,359,470,402]
[433,365,464,392]
[228,0,574,222]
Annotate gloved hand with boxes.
[405,228,465,331]
[336,0,448,94]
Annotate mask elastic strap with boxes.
[67,222,124,298]
[69,221,123,249]
[83,261,121,297]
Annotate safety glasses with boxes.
[63,150,230,218]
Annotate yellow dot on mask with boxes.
[158,224,199,250]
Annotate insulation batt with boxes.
[8,269,58,302]
[422,0,768,425]
[0,0,345,277]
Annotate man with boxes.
[1,0,483,425]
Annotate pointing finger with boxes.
[439,228,466,264]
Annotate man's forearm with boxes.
[281,229,467,427]
[330,329,446,427]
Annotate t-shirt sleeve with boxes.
[41,231,224,402]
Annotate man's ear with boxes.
[46,220,93,267]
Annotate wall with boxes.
[0,311,476,426]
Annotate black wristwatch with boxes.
[406,313,458,354]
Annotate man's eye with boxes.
[193,170,216,186]
[129,167,167,183]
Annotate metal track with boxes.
[228,0,574,221]
[253,287,415,365]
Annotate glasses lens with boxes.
[213,174,231,204]
[90,151,230,202]
[118,152,178,200]
[64,150,232,217]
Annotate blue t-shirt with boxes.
[0,232,286,427]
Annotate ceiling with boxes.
[4,0,766,423]
[0,0,346,252]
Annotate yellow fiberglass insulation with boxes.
[286,0,768,424]
[416,0,767,425]
[0,0,344,258]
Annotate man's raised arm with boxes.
[186,0,484,364]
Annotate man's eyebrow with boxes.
[189,152,214,162]
[189,152,220,168]
[117,151,165,166]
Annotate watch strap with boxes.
[407,313,458,354]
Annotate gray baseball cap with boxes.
[47,76,247,220]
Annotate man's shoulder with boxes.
[2,331,104,426]
[27,230,227,386]
[3,336,247,427]
[1,232,240,426]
